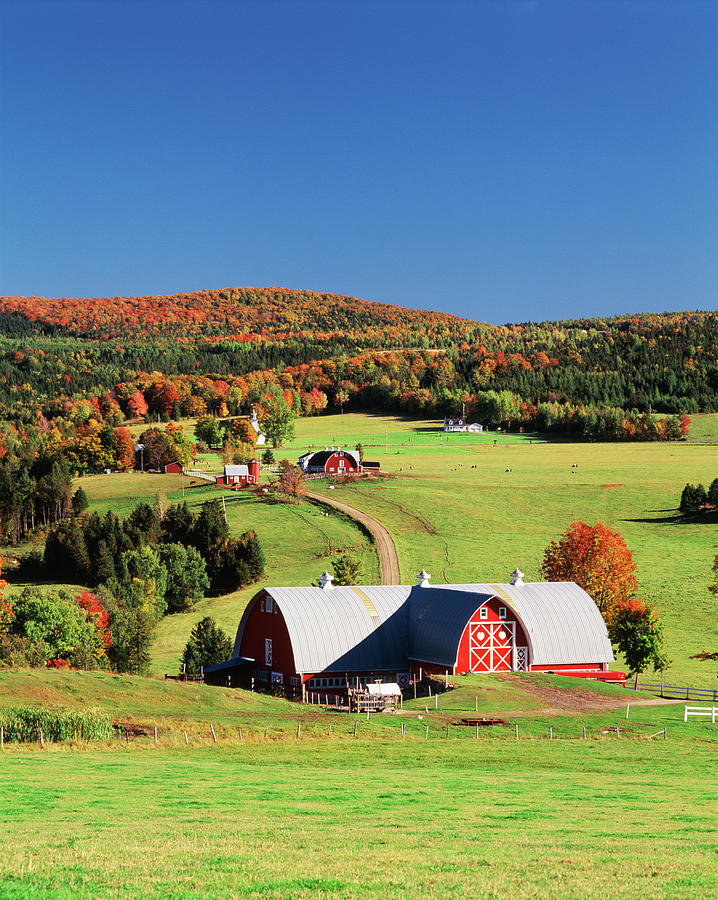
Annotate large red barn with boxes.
[207,571,616,695]
[298,447,363,475]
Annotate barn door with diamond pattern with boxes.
[469,622,515,672]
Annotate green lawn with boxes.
[1,735,717,899]
[299,415,718,687]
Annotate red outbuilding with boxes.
[207,569,619,695]
[215,459,260,486]
[163,461,184,474]
[297,447,368,475]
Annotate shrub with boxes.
[0,705,113,742]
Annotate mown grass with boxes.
[1,734,717,899]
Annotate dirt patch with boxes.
[492,673,669,714]
[601,483,624,489]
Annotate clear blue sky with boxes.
[1,0,716,324]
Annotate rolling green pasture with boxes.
[1,672,716,898]
[294,414,718,687]
[69,472,378,676]
[7,413,717,685]
[1,734,717,899]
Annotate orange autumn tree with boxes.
[541,521,638,624]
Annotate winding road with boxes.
[306,491,401,585]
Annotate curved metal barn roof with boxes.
[235,586,413,673]
[489,581,614,666]
[232,581,613,673]
[408,586,493,666]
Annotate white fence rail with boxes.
[684,706,718,723]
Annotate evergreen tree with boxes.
[332,554,363,586]
[181,617,232,676]
[71,486,89,515]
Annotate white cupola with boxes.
[319,571,334,590]
[417,569,431,588]
[510,568,524,586]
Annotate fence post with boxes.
[475,725,479,740]
[425,726,429,739]
[210,724,217,743]
[154,726,158,745]
[1,725,3,749]
[39,729,44,747]
[435,694,438,710]
[515,724,519,740]
[475,696,478,713]
[239,727,243,741]
[264,726,268,740]
[625,704,630,720]
[297,722,301,740]
[183,731,188,744]
[549,727,552,740]
[684,705,688,722]
[583,726,586,739]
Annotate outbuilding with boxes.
[216,569,617,697]
[164,461,184,474]
[298,447,363,475]
[215,459,260,486]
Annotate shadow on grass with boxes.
[624,510,718,526]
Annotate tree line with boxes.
[1,499,264,674]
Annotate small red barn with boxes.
[164,461,184,474]
[215,459,260,486]
[298,447,363,475]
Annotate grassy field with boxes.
[1,670,716,898]
[6,412,717,685]
[290,414,718,687]
[1,734,717,898]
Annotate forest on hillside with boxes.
[0,288,715,422]
[0,286,714,544]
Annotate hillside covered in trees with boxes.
[0,287,715,449]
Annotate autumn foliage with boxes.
[541,521,638,624]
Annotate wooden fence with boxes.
[627,681,718,702]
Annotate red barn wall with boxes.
[455,597,528,674]
[324,452,361,474]
[239,593,298,688]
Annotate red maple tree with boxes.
[541,521,638,623]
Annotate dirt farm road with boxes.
[306,491,401,585]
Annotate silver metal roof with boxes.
[490,581,614,666]
[232,581,613,673]
[408,585,494,666]
[224,464,250,476]
[409,582,613,666]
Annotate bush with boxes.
[0,705,113,742]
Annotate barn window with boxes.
[260,599,265,612]
[266,596,273,614]
[290,676,300,687]
[274,605,278,614]
[479,607,488,620]
[265,638,272,666]
[499,607,507,619]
